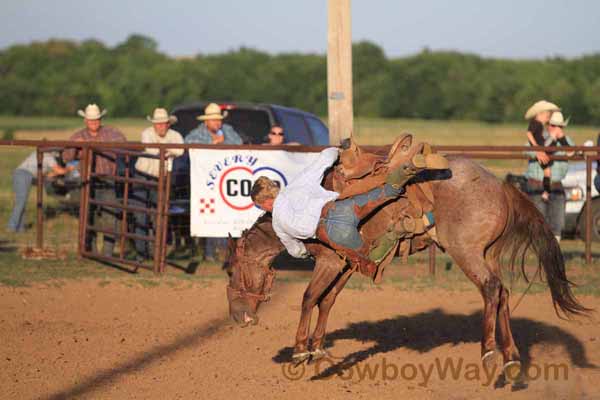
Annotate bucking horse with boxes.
[225,134,591,381]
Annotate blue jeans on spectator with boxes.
[205,237,228,260]
[130,170,158,258]
[7,169,34,232]
[86,184,119,257]
[530,191,566,239]
[594,173,600,194]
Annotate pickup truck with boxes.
[170,102,329,145]
[506,160,600,242]
[561,160,599,241]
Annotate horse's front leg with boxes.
[310,266,354,359]
[293,256,343,363]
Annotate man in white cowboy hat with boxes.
[135,108,184,177]
[64,103,126,257]
[131,108,184,259]
[524,110,574,242]
[524,99,561,201]
[185,103,242,262]
[184,103,242,145]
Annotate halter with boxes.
[226,234,277,304]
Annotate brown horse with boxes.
[226,156,590,380]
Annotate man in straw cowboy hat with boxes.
[524,100,561,202]
[64,103,126,256]
[131,108,184,259]
[185,103,242,145]
[524,111,574,242]
[185,103,242,262]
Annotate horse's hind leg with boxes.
[450,253,503,371]
[497,286,522,380]
[293,257,344,362]
[310,266,354,359]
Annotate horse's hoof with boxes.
[503,360,522,382]
[291,351,311,365]
[308,348,328,363]
[482,350,499,374]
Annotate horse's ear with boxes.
[227,233,235,252]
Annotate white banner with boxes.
[189,149,322,237]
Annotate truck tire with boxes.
[578,198,600,242]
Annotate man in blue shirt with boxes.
[185,103,243,262]
[185,103,242,145]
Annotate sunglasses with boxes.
[269,131,284,136]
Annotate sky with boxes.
[1,0,600,59]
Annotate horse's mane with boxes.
[236,213,280,255]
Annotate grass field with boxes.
[0,116,598,288]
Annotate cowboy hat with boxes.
[549,111,569,127]
[524,100,560,120]
[197,103,228,121]
[77,103,107,120]
[147,108,177,124]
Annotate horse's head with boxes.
[226,214,284,326]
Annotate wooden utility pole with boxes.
[327,0,353,145]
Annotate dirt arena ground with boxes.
[2,274,599,400]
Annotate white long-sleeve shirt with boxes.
[135,127,184,177]
[272,147,340,258]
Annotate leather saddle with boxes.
[332,134,440,283]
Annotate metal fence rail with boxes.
[1,140,598,273]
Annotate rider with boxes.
[250,142,447,278]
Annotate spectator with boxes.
[263,124,300,146]
[131,108,184,259]
[524,100,561,202]
[525,111,573,242]
[7,151,72,232]
[595,133,600,193]
[185,103,242,262]
[265,125,285,145]
[185,103,242,145]
[63,104,126,256]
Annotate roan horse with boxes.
[225,154,590,380]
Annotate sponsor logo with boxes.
[205,154,288,211]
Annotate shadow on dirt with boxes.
[273,308,597,380]
[43,316,231,400]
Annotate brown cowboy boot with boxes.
[385,154,427,189]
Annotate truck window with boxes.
[224,109,271,144]
[280,112,312,144]
[306,117,329,145]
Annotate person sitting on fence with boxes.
[524,100,561,202]
[185,103,242,262]
[131,108,184,260]
[524,111,574,242]
[7,151,73,233]
[63,103,127,257]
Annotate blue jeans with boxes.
[530,191,566,237]
[205,237,227,259]
[7,169,34,232]
[86,185,120,257]
[321,184,402,250]
[130,171,158,257]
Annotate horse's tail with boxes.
[488,182,592,318]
